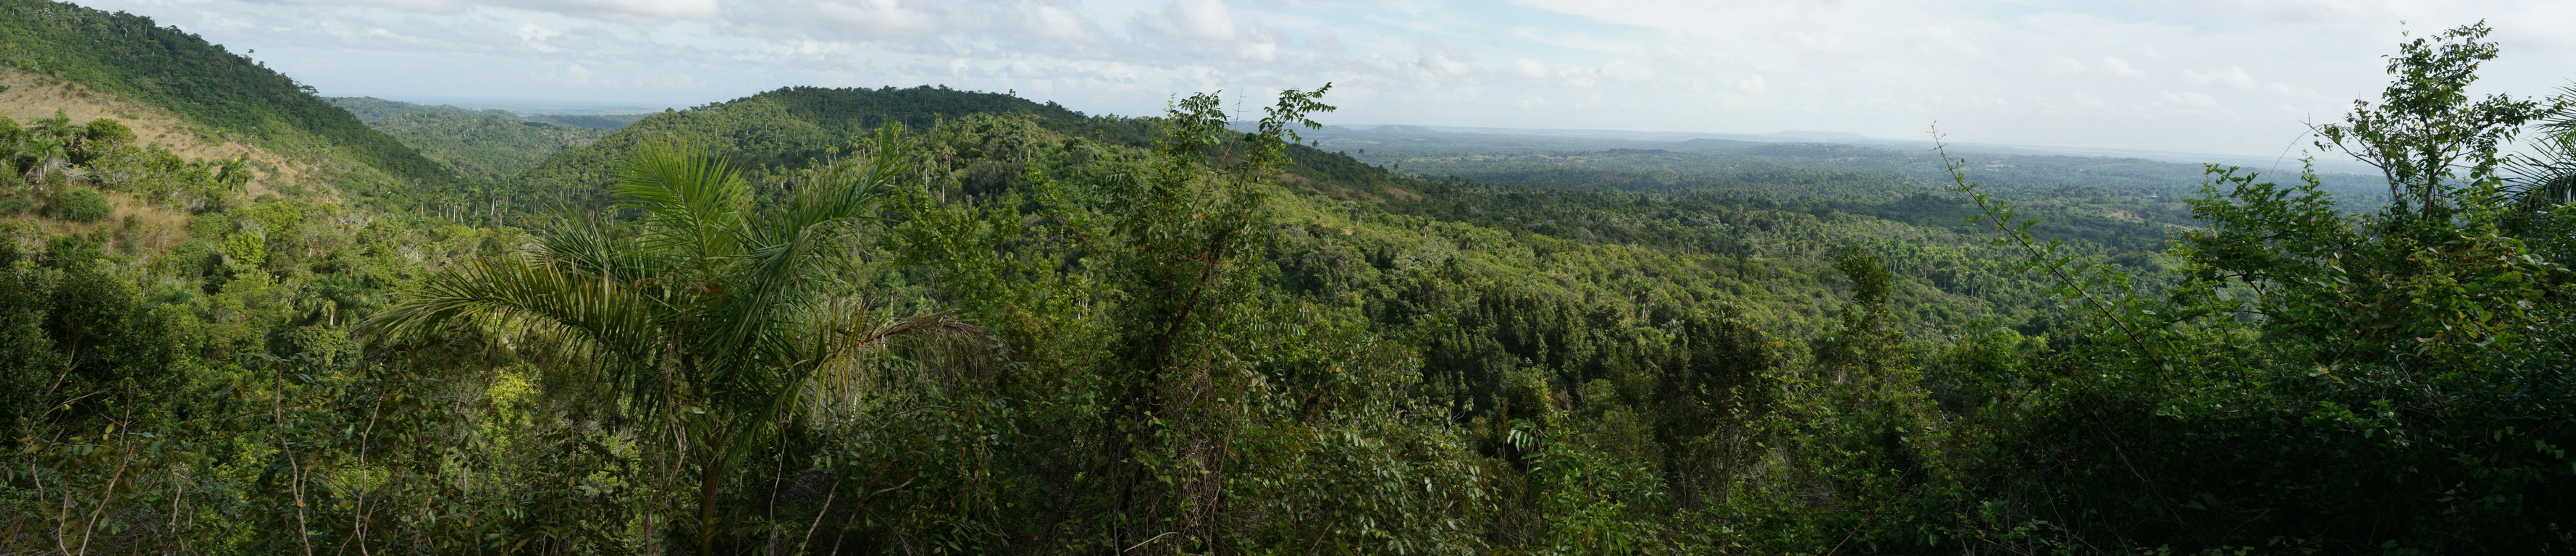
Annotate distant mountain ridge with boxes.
[324,97,626,184]
[1319,124,2378,175]
[328,97,649,130]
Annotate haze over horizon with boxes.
[64,0,2576,159]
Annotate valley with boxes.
[0,1,2570,555]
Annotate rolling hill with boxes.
[325,96,622,184]
[7,1,2556,552]
[500,85,1420,211]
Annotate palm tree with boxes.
[1,111,82,189]
[2509,88,2576,214]
[298,273,377,327]
[14,135,70,189]
[366,125,978,555]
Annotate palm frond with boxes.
[613,140,749,264]
[534,208,666,284]
[2508,133,2576,208]
[704,124,920,370]
[2508,88,2576,215]
[774,122,915,237]
[794,308,988,426]
[364,256,676,410]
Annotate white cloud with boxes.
[2187,66,2261,90]
[1513,57,1549,79]
[810,1,950,35]
[2161,90,2220,109]
[1308,32,1344,54]
[515,23,562,53]
[2042,55,2089,75]
[1599,59,1651,82]
[2097,56,2144,78]
[536,62,599,84]
[729,0,975,40]
[252,0,716,22]
[1141,0,1239,41]
[1418,50,1467,76]
[519,0,717,20]
[1023,5,1098,42]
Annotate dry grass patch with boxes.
[2,190,194,252]
[0,69,317,198]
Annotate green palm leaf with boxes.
[366,122,975,555]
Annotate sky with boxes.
[69,0,2576,158]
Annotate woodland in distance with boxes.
[0,0,2572,554]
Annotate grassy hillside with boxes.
[0,0,458,200]
[0,69,305,193]
[325,97,618,183]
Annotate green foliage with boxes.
[325,96,621,185]
[0,0,458,199]
[0,109,251,218]
[505,85,1150,217]
[80,117,131,145]
[1811,23,2576,554]
[2317,22,2543,222]
[368,128,972,555]
[0,138,657,551]
[2505,87,2576,258]
[49,186,106,222]
[1330,130,2391,253]
[3,19,2571,556]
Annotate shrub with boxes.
[53,188,112,222]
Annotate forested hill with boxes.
[327,96,647,131]
[505,85,1416,211]
[503,85,1127,209]
[324,96,621,184]
[0,0,458,199]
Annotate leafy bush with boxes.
[50,187,109,222]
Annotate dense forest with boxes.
[321,97,633,185]
[1,1,2572,553]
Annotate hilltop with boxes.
[504,85,1418,211]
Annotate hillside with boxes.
[505,85,1412,211]
[1,69,305,194]
[503,85,1104,211]
[325,96,620,184]
[327,96,650,130]
[0,0,458,201]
